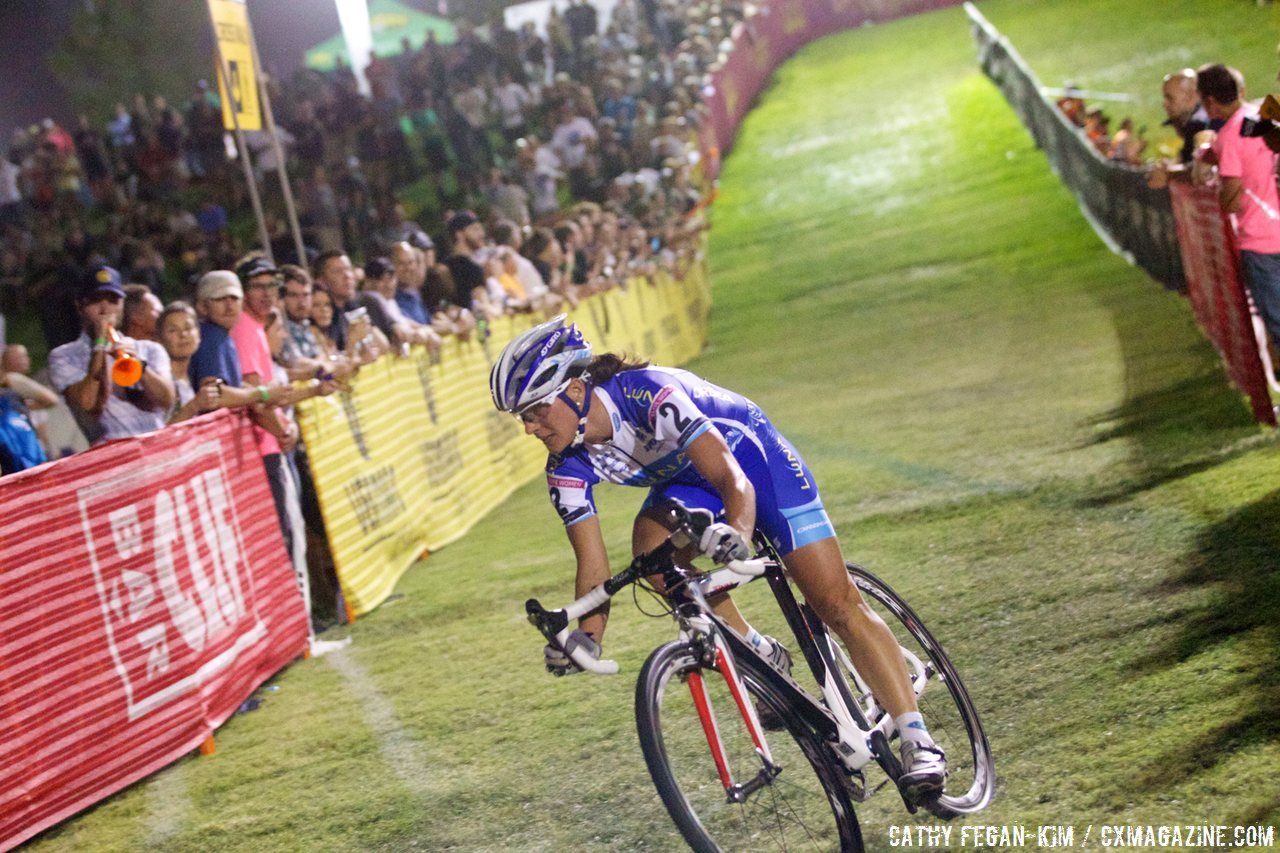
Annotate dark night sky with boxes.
[0,0,371,135]
[0,0,79,133]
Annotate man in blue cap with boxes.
[47,264,174,445]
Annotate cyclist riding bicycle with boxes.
[490,314,948,801]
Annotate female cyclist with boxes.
[490,315,947,801]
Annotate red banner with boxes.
[1169,182,1277,425]
[0,410,309,851]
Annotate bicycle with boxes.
[526,505,995,852]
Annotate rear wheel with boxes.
[636,639,863,852]
[840,564,996,817]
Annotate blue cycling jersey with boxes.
[545,366,836,555]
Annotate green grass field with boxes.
[25,1,1280,850]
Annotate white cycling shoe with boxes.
[897,740,947,803]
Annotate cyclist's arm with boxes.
[566,514,611,643]
[685,429,756,542]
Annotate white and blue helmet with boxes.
[490,314,593,415]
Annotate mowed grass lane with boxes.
[26,2,1280,851]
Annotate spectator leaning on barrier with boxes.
[390,241,431,325]
[1165,68,1219,164]
[189,261,301,560]
[278,264,354,383]
[1198,63,1280,351]
[307,288,345,361]
[0,343,57,474]
[444,210,496,317]
[156,300,238,424]
[312,249,386,362]
[1148,68,1223,189]
[48,265,174,445]
[1,343,56,455]
[490,219,556,314]
[358,255,441,352]
[422,260,479,339]
[522,226,574,307]
[359,257,400,340]
[313,250,359,350]
[233,255,301,449]
[263,299,346,629]
[190,270,246,390]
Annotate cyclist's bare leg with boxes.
[781,536,918,719]
[633,508,751,636]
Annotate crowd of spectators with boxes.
[0,0,750,630]
[0,0,744,361]
[1054,86,1149,166]
[1133,62,1280,388]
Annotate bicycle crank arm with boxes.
[867,729,921,815]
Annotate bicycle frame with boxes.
[525,508,931,808]
[671,562,892,794]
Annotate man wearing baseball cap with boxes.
[229,255,298,458]
[189,268,246,386]
[189,267,289,409]
[47,264,175,445]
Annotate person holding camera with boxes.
[358,256,442,353]
[1198,63,1280,350]
[312,248,390,363]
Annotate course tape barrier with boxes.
[968,4,1275,425]
[699,0,966,177]
[294,266,711,616]
[965,3,1186,292]
[0,409,309,852]
[1169,182,1277,425]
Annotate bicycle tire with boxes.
[842,563,996,817]
[636,639,863,852]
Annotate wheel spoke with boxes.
[637,641,863,851]
[845,564,996,817]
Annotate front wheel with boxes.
[636,639,863,852]
[842,563,996,817]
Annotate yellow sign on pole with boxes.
[208,0,262,132]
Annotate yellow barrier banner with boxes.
[207,0,263,132]
[297,263,712,616]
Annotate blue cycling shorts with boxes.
[642,422,836,556]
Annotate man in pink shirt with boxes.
[233,256,299,549]
[1200,63,1280,348]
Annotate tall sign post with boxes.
[248,34,308,266]
[207,0,274,262]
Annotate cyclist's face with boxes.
[520,398,576,452]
